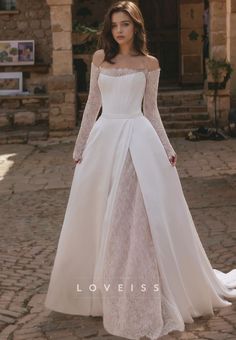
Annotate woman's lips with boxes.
[117,36,125,39]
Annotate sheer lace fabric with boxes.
[99,65,149,76]
[102,149,184,339]
[142,68,176,159]
[72,62,176,162]
[72,63,102,162]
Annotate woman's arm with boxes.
[143,56,177,161]
[72,50,103,162]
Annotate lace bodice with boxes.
[72,61,176,162]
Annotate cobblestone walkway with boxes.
[0,137,236,340]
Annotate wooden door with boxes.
[139,0,180,83]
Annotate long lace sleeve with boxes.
[72,62,102,161]
[143,69,176,160]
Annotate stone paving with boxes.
[0,136,236,340]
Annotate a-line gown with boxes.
[44,57,236,340]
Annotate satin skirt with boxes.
[45,112,236,339]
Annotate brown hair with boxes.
[98,1,149,64]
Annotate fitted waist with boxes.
[101,111,143,119]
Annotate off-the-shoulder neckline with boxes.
[91,61,161,73]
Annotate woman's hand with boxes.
[74,158,82,165]
[169,154,177,167]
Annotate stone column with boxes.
[227,0,236,107]
[207,0,230,126]
[47,0,76,134]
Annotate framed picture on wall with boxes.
[0,72,23,95]
[0,40,35,65]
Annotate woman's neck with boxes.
[117,50,140,58]
[117,45,139,56]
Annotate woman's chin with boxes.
[117,40,127,46]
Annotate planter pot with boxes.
[207,73,231,90]
[72,32,92,45]
[206,60,229,89]
[208,81,226,90]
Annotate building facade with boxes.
[0,0,236,138]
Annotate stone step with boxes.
[0,123,49,144]
[163,119,213,129]
[159,89,204,95]
[159,105,207,113]
[158,99,205,106]
[158,90,205,104]
[166,128,203,138]
[160,112,209,121]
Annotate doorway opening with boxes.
[139,0,180,85]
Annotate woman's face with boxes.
[111,11,136,46]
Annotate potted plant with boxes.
[72,22,102,118]
[72,23,102,53]
[206,57,233,140]
[207,57,233,90]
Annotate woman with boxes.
[45,1,236,339]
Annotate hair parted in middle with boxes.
[97,1,149,64]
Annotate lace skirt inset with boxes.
[101,149,184,340]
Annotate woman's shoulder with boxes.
[92,49,105,67]
[144,54,160,71]
[91,50,160,70]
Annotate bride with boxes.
[44,1,236,339]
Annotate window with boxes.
[0,0,16,11]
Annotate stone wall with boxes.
[0,95,49,129]
[46,0,76,133]
[0,0,52,131]
[0,0,52,64]
[72,0,114,28]
[209,0,227,59]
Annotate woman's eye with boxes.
[112,23,129,28]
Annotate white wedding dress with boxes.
[44,58,236,340]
